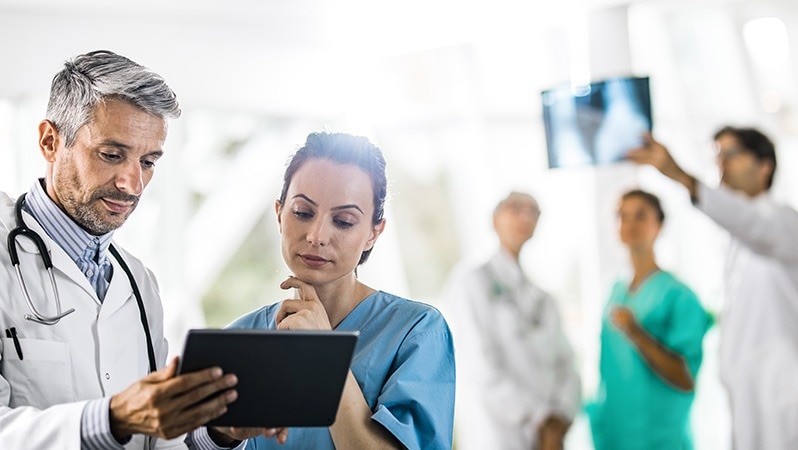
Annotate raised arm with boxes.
[627,134,798,262]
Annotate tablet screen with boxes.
[177,329,359,427]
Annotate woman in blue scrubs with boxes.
[230,132,455,450]
[589,189,710,450]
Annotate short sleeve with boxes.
[371,324,455,450]
[660,288,710,377]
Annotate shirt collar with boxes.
[24,179,114,263]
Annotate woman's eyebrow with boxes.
[332,204,364,214]
[292,194,317,206]
[292,194,363,214]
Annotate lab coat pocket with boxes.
[1,338,74,408]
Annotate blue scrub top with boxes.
[229,290,456,450]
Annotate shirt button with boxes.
[87,270,94,277]
[105,373,110,380]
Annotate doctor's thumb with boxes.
[145,357,178,381]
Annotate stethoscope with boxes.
[7,194,157,372]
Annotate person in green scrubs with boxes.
[589,189,711,450]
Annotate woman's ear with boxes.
[275,199,283,233]
[364,219,386,251]
[38,120,60,162]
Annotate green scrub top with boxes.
[589,271,710,450]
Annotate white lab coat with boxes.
[0,192,185,449]
[444,249,581,450]
[697,183,798,450]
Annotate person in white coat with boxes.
[627,126,798,450]
[444,191,581,450]
[0,50,280,449]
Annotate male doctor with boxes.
[0,50,278,449]
[627,127,798,450]
[444,191,581,450]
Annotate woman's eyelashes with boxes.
[291,208,357,229]
[292,209,313,220]
[334,218,355,229]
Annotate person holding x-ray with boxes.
[0,50,277,449]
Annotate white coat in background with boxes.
[697,183,798,450]
[444,249,581,450]
[0,192,185,449]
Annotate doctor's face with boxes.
[716,133,770,197]
[39,98,167,235]
[493,194,539,252]
[276,158,384,288]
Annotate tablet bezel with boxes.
[177,328,359,427]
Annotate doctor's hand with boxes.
[537,415,569,450]
[275,276,332,331]
[209,426,289,446]
[109,357,238,441]
[626,134,677,175]
[626,133,697,194]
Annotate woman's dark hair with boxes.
[714,125,777,189]
[278,132,387,265]
[621,189,665,223]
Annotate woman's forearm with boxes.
[625,325,694,392]
[328,371,402,450]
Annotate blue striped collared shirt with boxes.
[24,179,113,301]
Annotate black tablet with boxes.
[177,328,359,427]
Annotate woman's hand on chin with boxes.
[275,276,332,330]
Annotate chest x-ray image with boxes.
[542,76,652,169]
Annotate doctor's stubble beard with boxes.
[67,187,140,235]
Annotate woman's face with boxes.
[276,158,384,287]
[617,195,661,250]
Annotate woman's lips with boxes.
[300,254,330,268]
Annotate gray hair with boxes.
[46,50,181,147]
[493,191,540,218]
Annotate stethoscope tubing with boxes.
[8,194,156,372]
[9,195,74,324]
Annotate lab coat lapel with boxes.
[99,254,134,318]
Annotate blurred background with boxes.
[1,0,797,448]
